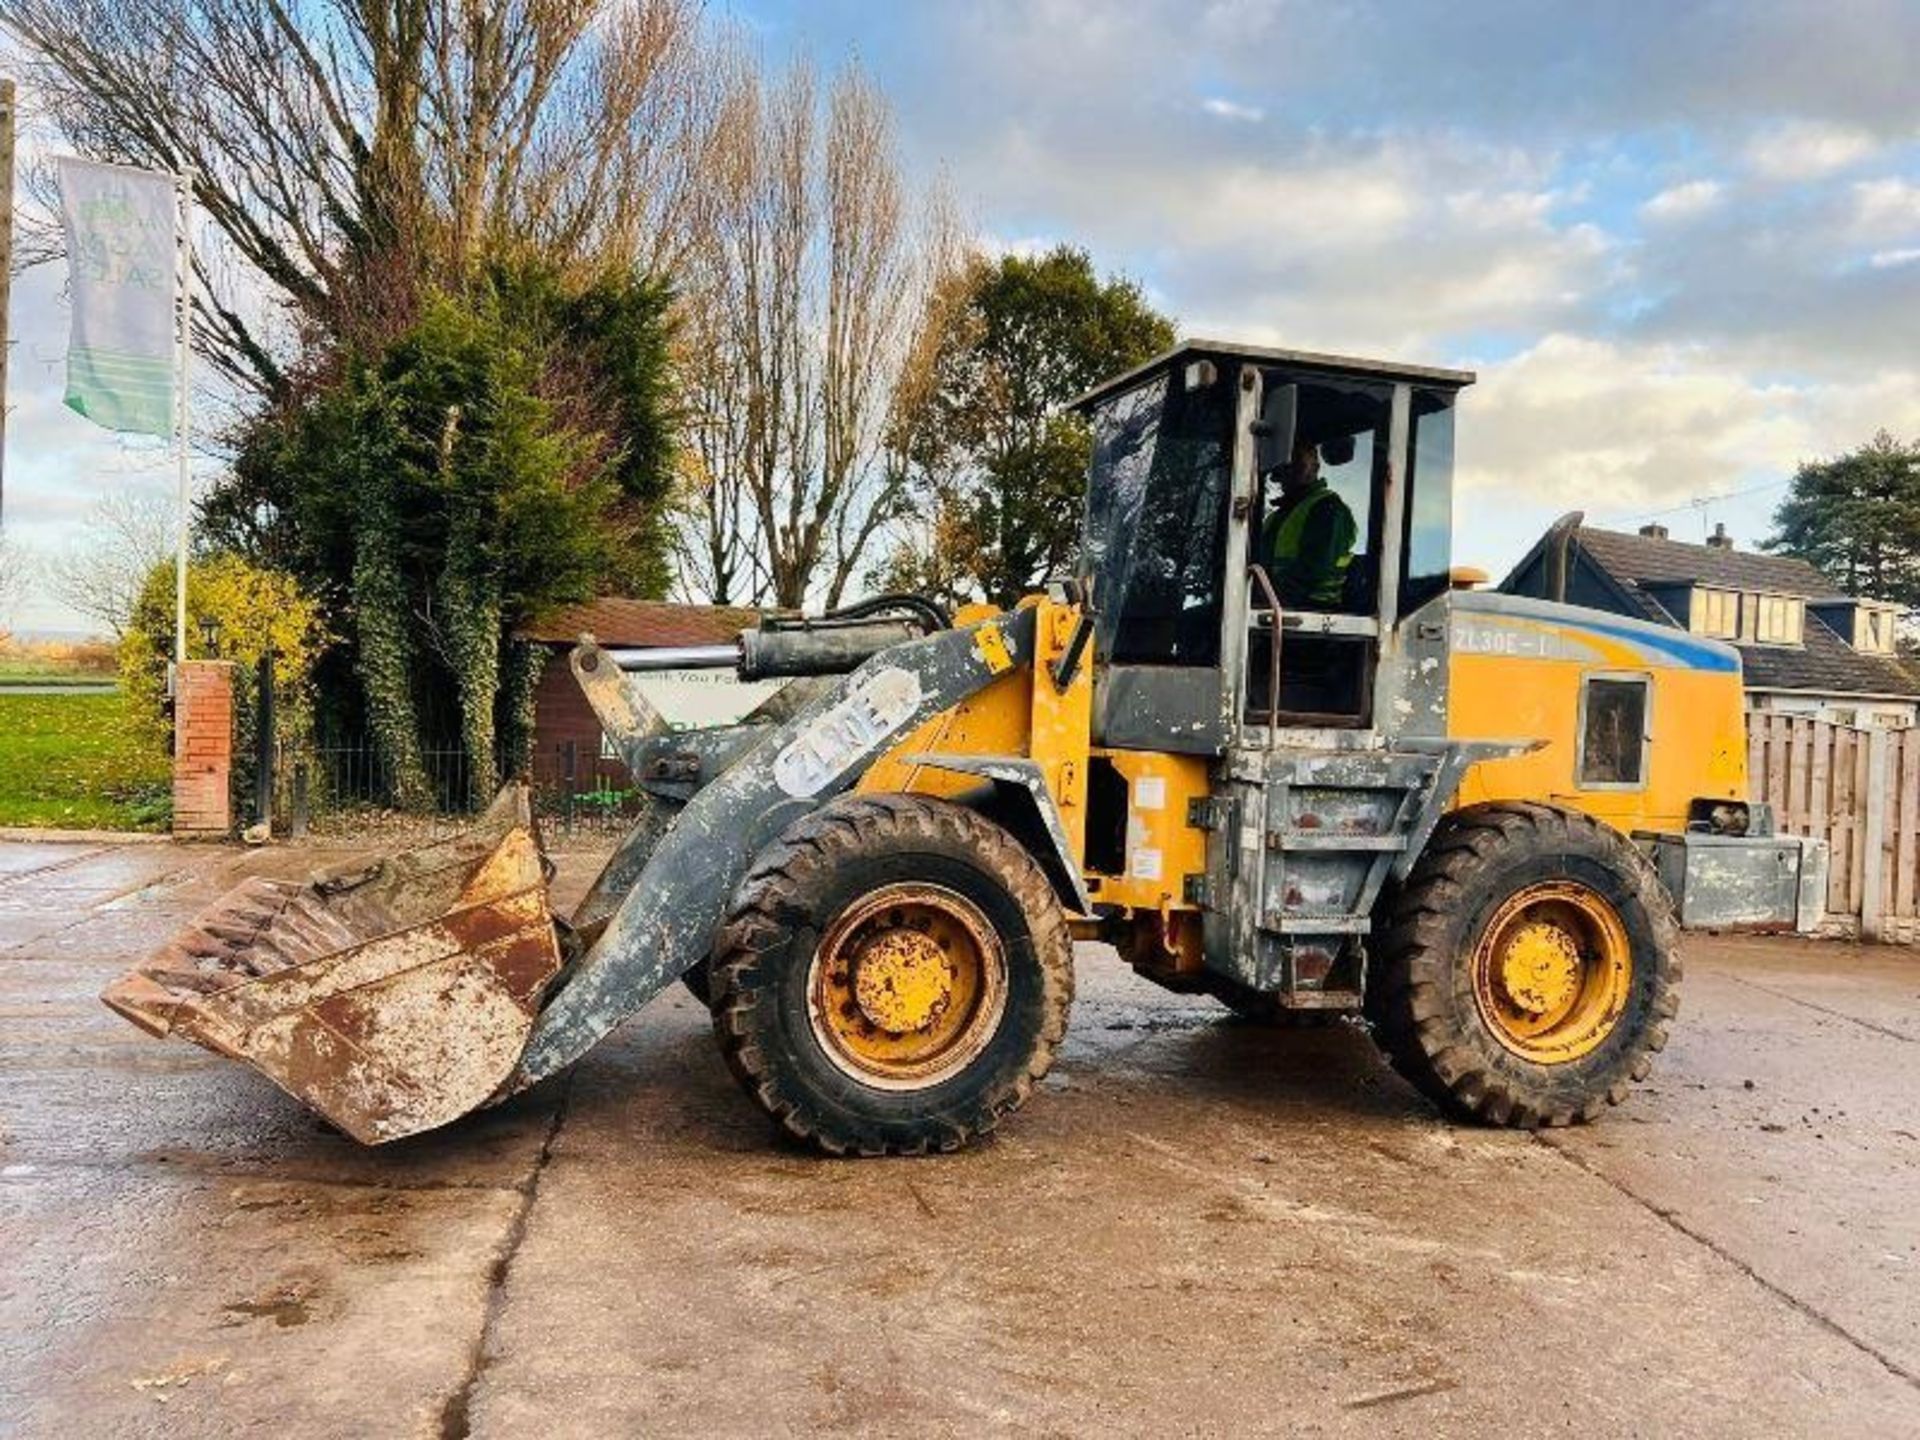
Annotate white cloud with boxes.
[974,231,1059,261]
[1200,97,1264,123]
[1640,179,1724,221]
[1743,120,1879,181]
[1851,177,1920,236]
[1184,159,1417,250]
[751,2,1920,579]
[963,128,1615,357]
[1458,334,1920,511]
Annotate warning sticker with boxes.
[972,622,1013,675]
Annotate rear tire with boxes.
[1367,802,1680,1128]
[709,794,1074,1156]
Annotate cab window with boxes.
[1579,676,1649,787]
[1254,373,1390,616]
[1400,389,1455,613]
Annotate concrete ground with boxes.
[2,838,1917,1439]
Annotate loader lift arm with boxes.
[516,608,1042,1085]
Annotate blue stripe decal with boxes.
[1556,615,1740,672]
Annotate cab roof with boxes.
[1069,337,1477,412]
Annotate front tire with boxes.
[709,794,1074,1156]
[1367,802,1680,1127]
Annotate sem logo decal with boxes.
[774,668,924,798]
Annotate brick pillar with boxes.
[173,660,236,838]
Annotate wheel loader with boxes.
[104,340,1829,1154]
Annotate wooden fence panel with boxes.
[1850,733,1866,925]
[1809,723,1836,910]
[1831,726,1858,918]
[1896,732,1920,922]
[1744,711,1920,938]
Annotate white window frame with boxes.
[1857,607,1896,654]
[1750,593,1803,646]
[1690,586,1739,639]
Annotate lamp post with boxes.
[197,614,221,658]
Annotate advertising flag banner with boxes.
[56,157,178,437]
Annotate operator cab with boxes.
[1073,340,1473,749]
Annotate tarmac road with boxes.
[2,837,1917,1437]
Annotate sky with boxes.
[3,0,1919,632]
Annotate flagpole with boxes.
[173,168,193,665]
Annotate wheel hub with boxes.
[807,883,1010,1091]
[1469,880,1635,1065]
[852,929,954,1033]
[1496,921,1582,1016]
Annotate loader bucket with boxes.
[101,783,565,1144]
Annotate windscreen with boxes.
[1081,370,1235,666]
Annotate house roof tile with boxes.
[1569,527,1920,698]
[1736,612,1920,697]
[1575,526,1844,597]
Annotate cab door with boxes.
[1081,362,1244,755]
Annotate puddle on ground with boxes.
[219,1276,321,1329]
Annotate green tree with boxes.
[209,273,667,806]
[1764,431,1920,603]
[886,247,1174,605]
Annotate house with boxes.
[1501,521,1920,728]
[516,598,775,774]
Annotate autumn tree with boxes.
[1764,431,1920,604]
[884,246,1173,606]
[121,552,327,815]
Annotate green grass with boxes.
[0,658,99,683]
[0,691,172,830]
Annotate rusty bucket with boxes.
[102,783,565,1144]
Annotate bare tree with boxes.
[4,0,719,394]
[669,377,757,605]
[0,532,27,627]
[674,55,956,609]
[45,490,176,638]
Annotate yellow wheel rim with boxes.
[1470,881,1632,1064]
[807,883,1007,1091]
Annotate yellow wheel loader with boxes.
[104,341,1828,1154]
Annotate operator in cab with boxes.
[1263,436,1358,610]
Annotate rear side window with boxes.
[1580,677,1648,787]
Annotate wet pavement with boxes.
[2,838,1917,1437]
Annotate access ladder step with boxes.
[1267,831,1407,852]
[1268,914,1373,935]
